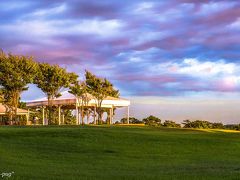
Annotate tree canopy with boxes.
[142,115,161,126]
[33,63,78,123]
[69,81,90,125]
[0,50,121,125]
[85,70,119,124]
[0,51,37,121]
[34,63,78,102]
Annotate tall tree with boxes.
[85,71,119,124]
[0,51,37,122]
[69,81,91,125]
[34,63,78,123]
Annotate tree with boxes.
[85,71,119,124]
[163,120,181,128]
[211,122,224,129]
[34,63,78,123]
[182,120,192,128]
[142,115,161,126]
[69,81,91,125]
[182,120,212,129]
[0,51,37,122]
[224,124,240,130]
[62,109,76,125]
[121,117,143,124]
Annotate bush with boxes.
[121,117,143,124]
[224,124,240,130]
[183,120,224,129]
[143,115,161,126]
[163,120,181,128]
[114,121,121,124]
[211,123,224,129]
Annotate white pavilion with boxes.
[0,103,30,124]
[26,91,130,125]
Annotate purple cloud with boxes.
[0,0,240,98]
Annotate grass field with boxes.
[0,125,240,180]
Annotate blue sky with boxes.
[1,0,240,123]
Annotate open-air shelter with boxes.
[0,103,30,124]
[26,91,130,125]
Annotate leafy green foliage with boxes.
[69,81,90,125]
[69,81,88,100]
[85,71,119,124]
[163,120,181,128]
[142,115,161,126]
[183,120,211,128]
[182,120,224,129]
[34,63,78,123]
[34,63,77,101]
[121,117,143,124]
[62,109,76,125]
[224,124,240,130]
[0,50,37,120]
[211,122,224,129]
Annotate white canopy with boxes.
[26,91,130,108]
[0,103,29,115]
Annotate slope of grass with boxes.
[0,125,240,179]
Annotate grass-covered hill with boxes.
[0,125,240,179]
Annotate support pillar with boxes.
[109,108,111,125]
[76,104,79,125]
[79,108,82,125]
[94,106,96,125]
[26,109,30,125]
[110,106,114,125]
[58,106,61,125]
[87,109,89,124]
[42,107,45,125]
[62,114,65,125]
[127,106,130,124]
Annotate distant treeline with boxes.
[119,115,240,130]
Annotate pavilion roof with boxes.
[26,91,130,108]
[0,103,29,115]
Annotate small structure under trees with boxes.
[0,50,37,124]
[0,103,30,125]
[26,91,130,125]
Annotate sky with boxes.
[0,0,240,123]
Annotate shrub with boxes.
[121,117,143,124]
[183,120,224,129]
[143,115,161,126]
[163,120,181,128]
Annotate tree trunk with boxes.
[81,105,84,125]
[13,92,19,122]
[47,96,53,125]
[97,100,103,125]
[86,109,90,124]
[107,109,110,125]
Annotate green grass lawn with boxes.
[0,125,240,180]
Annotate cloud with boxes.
[171,58,236,76]
[229,17,240,30]
[0,18,124,38]
[0,0,240,98]
[30,3,67,17]
[197,1,237,16]
[112,58,240,96]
